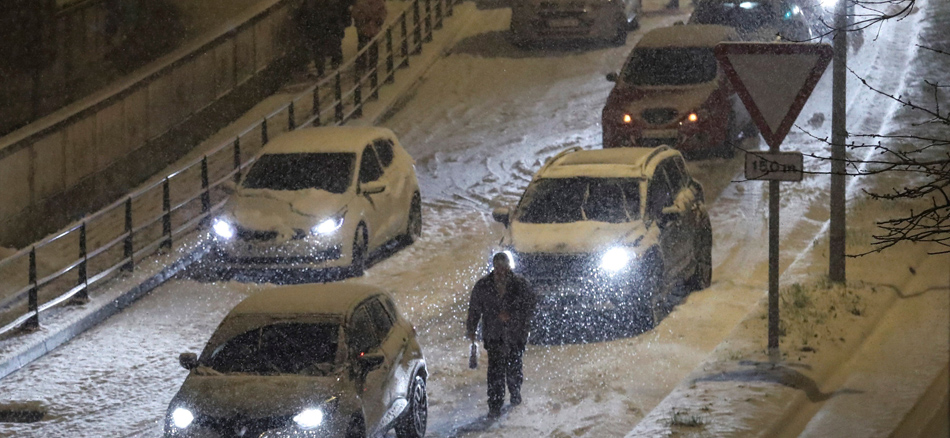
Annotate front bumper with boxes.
[211,234,348,271]
[511,252,648,310]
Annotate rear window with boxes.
[621,48,718,85]
[206,322,339,375]
[243,153,355,193]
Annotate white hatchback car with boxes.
[164,284,428,438]
[491,146,712,328]
[210,127,422,277]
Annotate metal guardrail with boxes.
[0,0,457,338]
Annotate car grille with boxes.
[193,413,292,437]
[641,108,678,125]
[236,226,279,242]
[222,246,343,264]
[637,137,678,148]
[515,252,599,280]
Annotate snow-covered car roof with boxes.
[636,24,739,49]
[538,147,672,179]
[258,126,397,155]
[226,283,389,318]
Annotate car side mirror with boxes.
[361,181,386,195]
[491,207,510,227]
[179,352,199,370]
[657,205,682,228]
[606,72,619,82]
[357,352,385,371]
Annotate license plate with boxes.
[548,18,580,28]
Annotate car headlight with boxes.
[171,407,195,429]
[212,219,235,240]
[600,247,633,272]
[313,216,344,235]
[293,408,324,429]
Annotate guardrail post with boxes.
[123,197,134,272]
[335,71,344,123]
[26,247,39,331]
[233,138,242,183]
[371,40,379,100]
[200,157,211,218]
[288,102,296,131]
[425,0,433,42]
[261,118,269,145]
[386,28,395,83]
[354,41,364,119]
[413,0,422,54]
[162,177,172,251]
[436,0,444,30]
[73,222,89,303]
[312,84,322,126]
[401,12,410,67]
[447,0,454,17]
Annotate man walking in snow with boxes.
[294,0,347,77]
[466,252,537,418]
[351,0,387,74]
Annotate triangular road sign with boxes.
[715,43,833,149]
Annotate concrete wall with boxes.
[0,0,301,248]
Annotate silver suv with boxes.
[491,146,712,328]
[164,284,428,438]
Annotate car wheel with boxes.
[396,374,428,438]
[611,20,627,46]
[403,192,422,244]
[351,225,368,277]
[345,415,366,438]
[687,216,713,291]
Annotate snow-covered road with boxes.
[0,1,930,437]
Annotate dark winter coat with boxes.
[295,0,349,41]
[466,272,537,345]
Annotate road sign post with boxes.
[715,42,832,354]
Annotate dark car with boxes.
[491,146,712,328]
[689,0,814,42]
[602,24,756,157]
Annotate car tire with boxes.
[402,192,422,244]
[346,416,366,438]
[687,215,713,291]
[611,21,627,46]
[626,252,664,330]
[350,225,368,277]
[396,374,428,438]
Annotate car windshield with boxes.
[206,322,339,375]
[242,153,355,193]
[691,1,777,32]
[622,47,719,85]
[517,177,642,224]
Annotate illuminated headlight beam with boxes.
[294,408,325,429]
[600,247,633,272]
[314,217,344,235]
[212,219,235,239]
[171,407,194,429]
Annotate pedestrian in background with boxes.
[351,0,387,73]
[466,252,537,419]
[295,0,347,77]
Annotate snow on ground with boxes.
[0,1,943,437]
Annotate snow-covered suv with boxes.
[510,0,642,46]
[491,146,712,327]
[209,127,422,278]
[165,284,428,438]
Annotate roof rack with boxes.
[536,146,583,178]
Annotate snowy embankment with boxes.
[628,0,950,435]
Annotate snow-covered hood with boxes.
[174,373,345,418]
[508,220,655,254]
[609,80,720,120]
[227,189,351,231]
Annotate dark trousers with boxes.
[308,36,343,76]
[356,34,379,76]
[484,339,525,411]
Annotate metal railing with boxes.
[0,0,457,338]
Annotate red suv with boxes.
[601,24,755,157]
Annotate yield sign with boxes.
[714,43,833,149]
